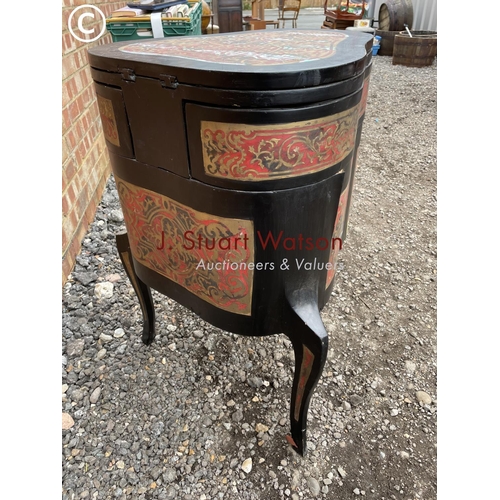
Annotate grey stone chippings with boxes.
[232,409,244,422]
[62,55,437,500]
[162,468,177,483]
[307,477,321,496]
[89,387,101,404]
[73,272,98,286]
[66,339,85,357]
[338,466,347,479]
[416,390,433,405]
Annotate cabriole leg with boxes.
[284,289,328,455]
[116,232,156,345]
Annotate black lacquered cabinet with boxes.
[88,29,372,455]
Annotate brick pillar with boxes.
[62,0,128,286]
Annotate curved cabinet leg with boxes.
[116,232,156,345]
[284,289,328,456]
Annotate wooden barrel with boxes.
[376,30,399,56]
[392,31,437,67]
[378,0,413,31]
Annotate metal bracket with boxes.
[120,68,136,82]
[160,74,178,89]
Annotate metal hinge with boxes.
[120,68,136,82]
[159,74,178,89]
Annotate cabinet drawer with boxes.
[185,90,362,190]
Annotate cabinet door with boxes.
[121,77,190,177]
[94,82,134,159]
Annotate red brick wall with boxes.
[62,0,128,286]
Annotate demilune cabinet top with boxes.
[87,29,373,90]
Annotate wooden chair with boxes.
[252,0,265,21]
[277,0,301,29]
[248,0,280,30]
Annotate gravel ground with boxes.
[62,54,437,500]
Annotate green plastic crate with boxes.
[107,1,202,42]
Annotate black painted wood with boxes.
[87,29,372,91]
[109,150,343,336]
[116,232,156,345]
[93,83,134,159]
[88,30,373,456]
[285,288,329,455]
[185,90,361,191]
[342,61,372,242]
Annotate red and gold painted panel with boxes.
[115,176,254,315]
[120,31,348,66]
[97,95,120,147]
[294,345,315,421]
[325,182,350,289]
[201,106,359,181]
[358,76,370,119]
[324,75,368,284]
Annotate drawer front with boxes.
[185,90,362,190]
[94,82,134,158]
